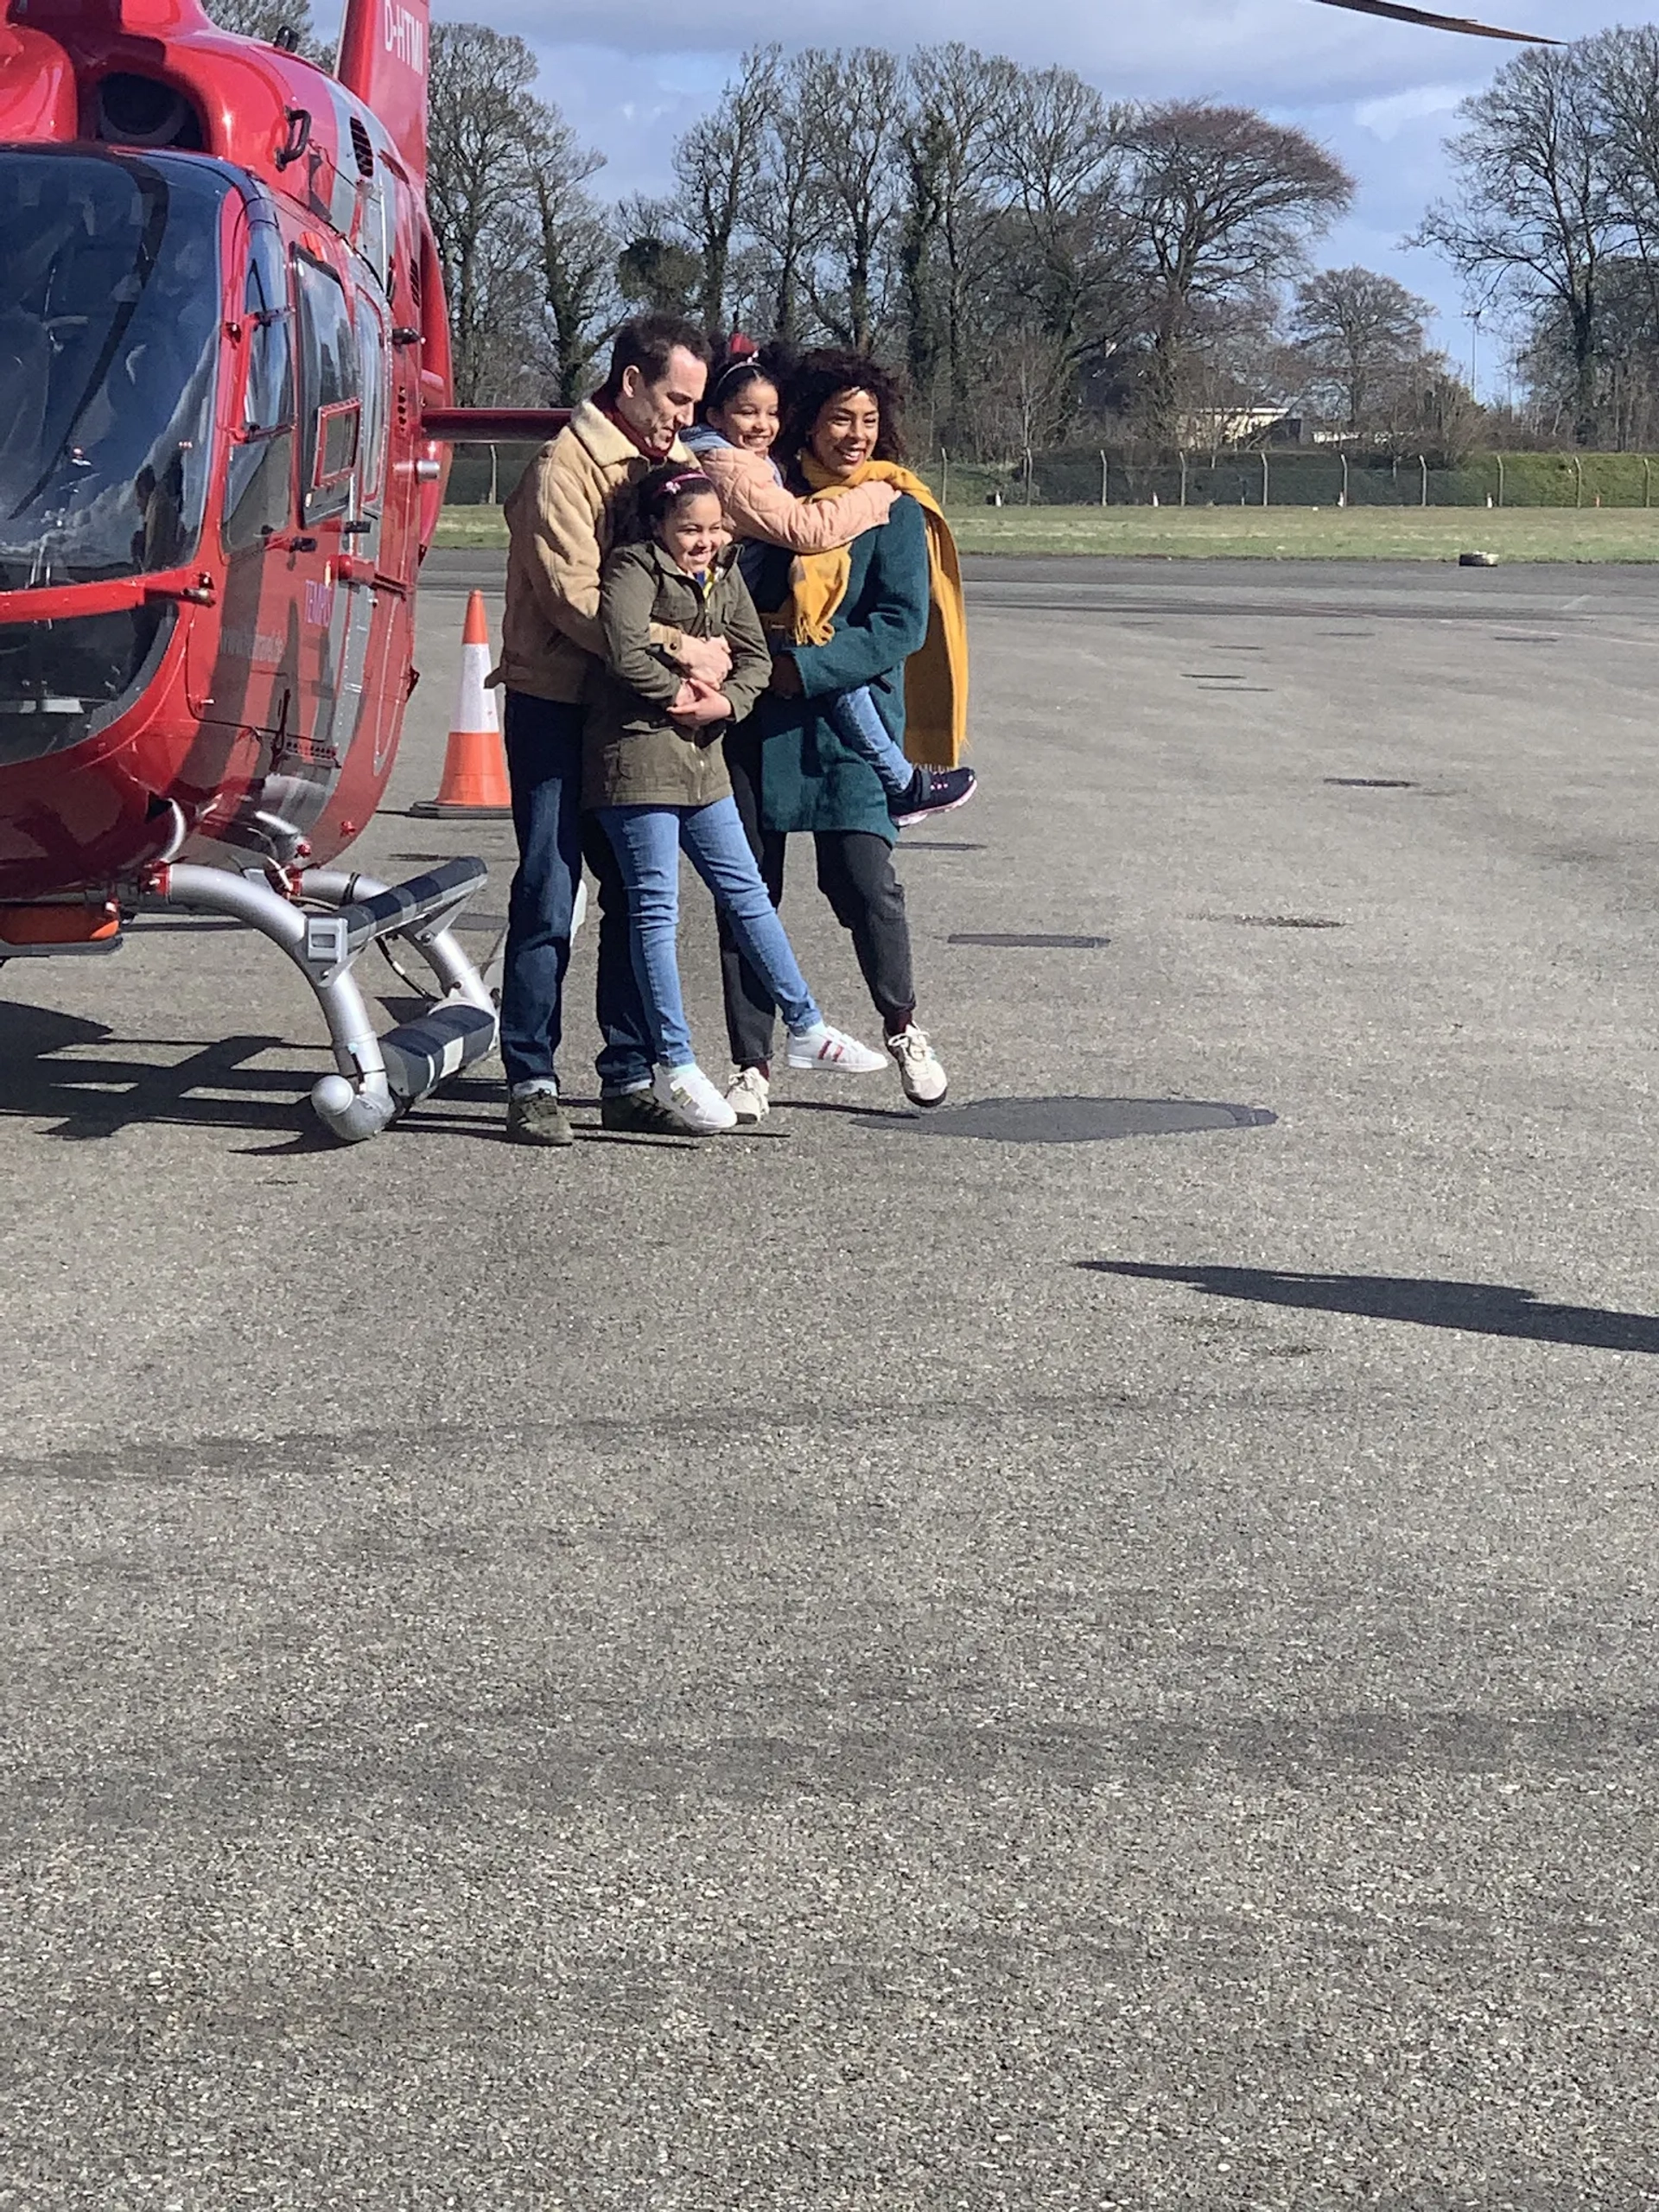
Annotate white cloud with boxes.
[1355,81,1471,138]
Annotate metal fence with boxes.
[972,448,1659,512]
[443,442,1659,513]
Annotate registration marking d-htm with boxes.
[383,0,424,68]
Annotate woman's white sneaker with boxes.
[885,1023,948,1106]
[653,1064,738,1133]
[725,1065,771,1123]
[785,1021,887,1074]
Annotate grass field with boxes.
[433,503,1659,562]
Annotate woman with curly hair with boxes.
[715,348,972,1122]
[684,337,976,832]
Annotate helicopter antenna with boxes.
[1313,0,1557,38]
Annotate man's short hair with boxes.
[597,315,712,403]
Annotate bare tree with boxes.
[794,47,907,351]
[1288,265,1437,433]
[1416,44,1610,443]
[415,41,1385,446]
[674,48,779,332]
[1118,101,1352,440]
[1592,28,1659,341]
[902,46,1020,433]
[988,66,1134,447]
[1378,366,1486,464]
[749,60,819,340]
[525,108,617,404]
[427,25,543,404]
[898,104,950,420]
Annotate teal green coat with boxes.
[748,494,931,844]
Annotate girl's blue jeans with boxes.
[826,686,914,801]
[596,796,822,1069]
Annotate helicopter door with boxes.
[207,212,297,753]
[292,247,373,790]
[223,219,296,559]
[182,200,298,857]
[345,284,405,780]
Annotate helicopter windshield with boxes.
[0,150,226,594]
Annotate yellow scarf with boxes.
[779,454,969,768]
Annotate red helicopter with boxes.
[0,0,1550,1142]
[0,0,561,1140]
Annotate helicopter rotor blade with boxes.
[1313,0,1557,40]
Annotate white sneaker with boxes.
[725,1065,771,1123]
[786,1021,887,1074]
[653,1064,738,1133]
[886,1023,948,1106]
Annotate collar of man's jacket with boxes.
[570,399,691,473]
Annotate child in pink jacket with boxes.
[683,340,976,826]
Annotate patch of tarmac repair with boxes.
[896,1095,1276,1142]
[1210,913,1344,930]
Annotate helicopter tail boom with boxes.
[336,0,430,182]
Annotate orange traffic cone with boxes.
[411,590,512,817]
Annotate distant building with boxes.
[1179,408,1314,449]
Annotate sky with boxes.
[334,0,1659,395]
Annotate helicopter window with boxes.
[293,249,360,521]
[353,292,386,506]
[354,175,390,296]
[241,224,294,433]
[223,220,296,555]
[317,402,359,482]
[0,149,224,593]
[0,603,173,767]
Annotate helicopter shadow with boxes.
[0,997,529,1153]
[0,998,315,1142]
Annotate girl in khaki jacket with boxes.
[588,463,886,1135]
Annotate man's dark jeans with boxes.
[498,690,653,1096]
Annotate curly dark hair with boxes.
[698,334,801,422]
[777,349,909,472]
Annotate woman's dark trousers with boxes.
[718,732,916,1067]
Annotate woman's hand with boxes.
[870,482,900,519]
[675,634,733,688]
[671,688,734,728]
[769,653,804,698]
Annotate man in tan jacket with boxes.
[497,314,731,1146]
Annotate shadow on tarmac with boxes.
[0,1001,314,1141]
[0,1001,709,1149]
[1085,1259,1659,1354]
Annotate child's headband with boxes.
[709,334,764,398]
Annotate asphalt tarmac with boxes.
[3,559,1657,2209]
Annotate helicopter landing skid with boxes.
[148,858,499,1144]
